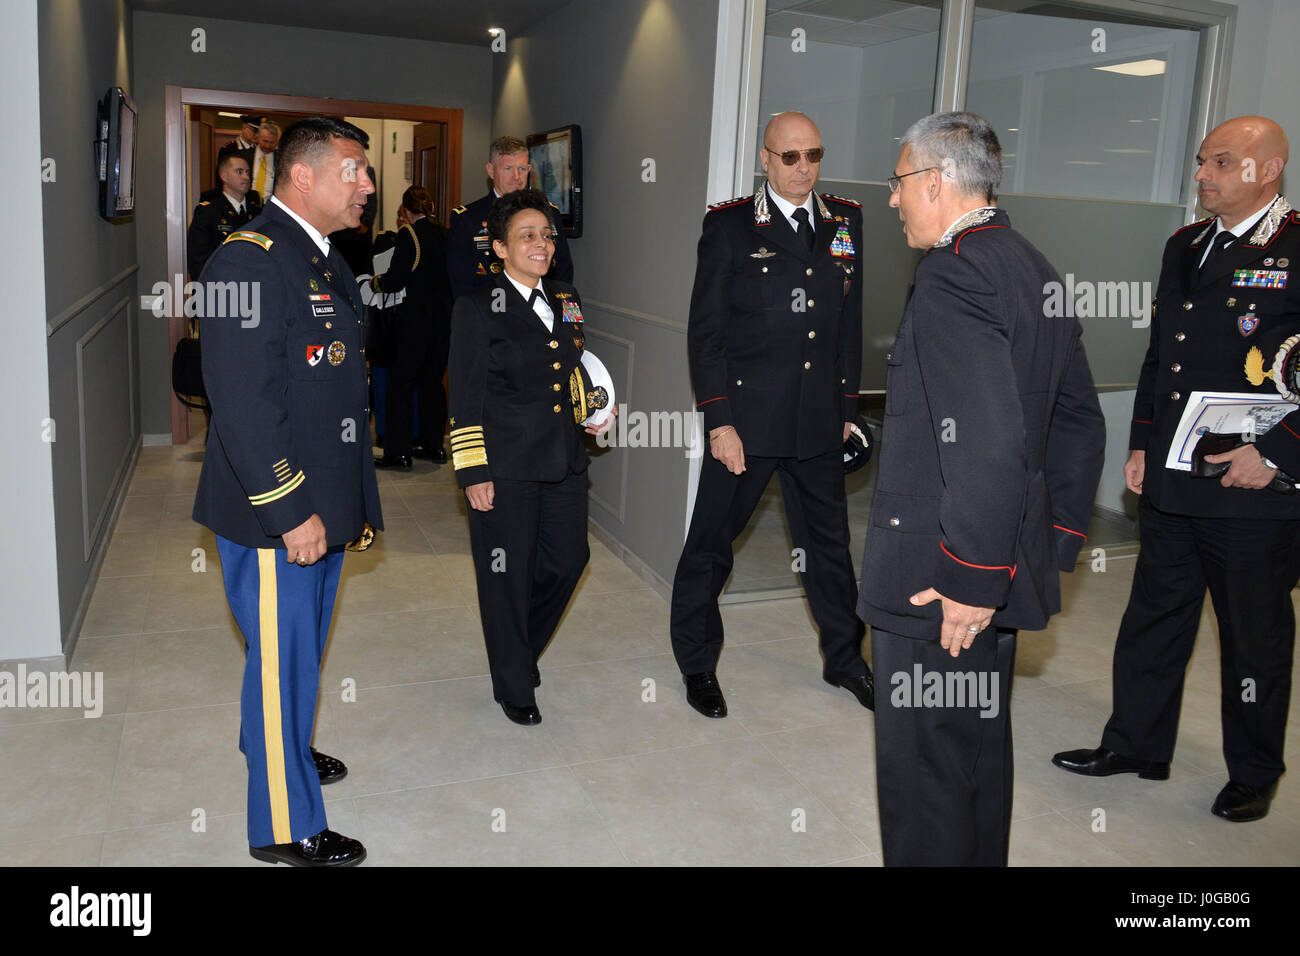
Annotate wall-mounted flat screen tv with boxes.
[96,86,137,221]
[527,124,582,239]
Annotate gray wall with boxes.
[131,11,494,437]
[492,0,720,588]
[2,0,63,661]
[41,0,139,655]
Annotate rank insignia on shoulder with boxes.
[451,204,466,215]
[225,231,273,250]
[708,195,750,211]
[821,193,862,208]
[198,200,211,206]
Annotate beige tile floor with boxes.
[2,430,1298,866]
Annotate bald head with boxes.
[761,111,824,205]
[1194,115,1289,228]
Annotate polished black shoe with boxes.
[824,670,875,711]
[1051,746,1170,780]
[311,748,347,785]
[498,699,542,725]
[374,454,412,470]
[249,828,366,867]
[411,443,448,464]
[683,671,727,718]
[531,667,541,688]
[432,447,448,464]
[1211,780,1278,822]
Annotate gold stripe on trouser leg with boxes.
[257,549,292,844]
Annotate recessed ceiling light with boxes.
[1094,59,1166,76]
[487,26,502,36]
[1007,128,1019,132]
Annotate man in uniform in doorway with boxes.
[447,135,573,300]
[187,151,261,280]
[670,111,874,718]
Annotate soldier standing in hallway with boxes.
[187,151,261,280]
[1055,116,1300,824]
[447,135,574,300]
[670,111,874,718]
[193,117,382,866]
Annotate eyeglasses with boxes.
[764,146,826,166]
[887,166,938,193]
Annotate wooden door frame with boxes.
[164,85,463,444]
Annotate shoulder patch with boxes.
[451,204,467,215]
[198,200,211,206]
[707,195,750,211]
[1172,216,1214,238]
[821,193,861,208]
[224,230,273,251]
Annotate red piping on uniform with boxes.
[696,396,727,407]
[940,542,1016,580]
[954,225,1007,255]
[1132,418,1152,424]
[1280,420,1300,440]
[1053,525,1086,539]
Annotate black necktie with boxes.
[528,288,542,309]
[792,207,816,252]
[1200,230,1235,273]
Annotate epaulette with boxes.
[198,200,211,206]
[400,222,421,269]
[224,230,273,250]
[821,193,861,208]
[451,204,467,215]
[1172,216,1214,237]
[707,195,749,211]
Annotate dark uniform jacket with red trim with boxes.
[192,200,384,549]
[446,191,575,301]
[687,184,863,459]
[446,273,589,488]
[857,207,1105,638]
[1131,196,1300,517]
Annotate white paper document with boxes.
[1165,390,1298,471]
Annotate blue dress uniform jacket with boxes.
[687,185,863,459]
[857,208,1106,638]
[1131,196,1300,516]
[192,200,384,548]
[446,274,589,487]
[446,192,575,300]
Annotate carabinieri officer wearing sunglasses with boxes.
[670,110,874,719]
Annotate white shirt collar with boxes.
[504,270,546,305]
[1216,196,1280,240]
[503,271,553,330]
[766,185,814,231]
[270,195,330,257]
[223,190,245,212]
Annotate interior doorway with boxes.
[164,86,463,444]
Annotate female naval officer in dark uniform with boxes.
[447,189,615,725]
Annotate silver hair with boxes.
[900,112,1002,201]
[259,121,281,135]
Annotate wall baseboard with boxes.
[588,518,672,603]
[141,433,173,446]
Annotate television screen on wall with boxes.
[527,124,582,239]
[96,86,137,221]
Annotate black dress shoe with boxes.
[311,748,347,785]
[374,454,412,470]
[532,667,541,688]
[498,699,542,725]
[249,828,366,867]
[683,671,727,718]
[411,443,449,464]
[1211,780,1278,822]
[824,670,875,711]
[1051,746,1170,780]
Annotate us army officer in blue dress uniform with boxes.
[193,118,383,867]
[1055,117,1300,824]
[671,111,874,719]
[448,189,613,726]
[446,136,574,300]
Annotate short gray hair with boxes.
[900,112,1002,202]
[259,121,281,135]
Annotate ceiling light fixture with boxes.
[1094,59,1166,76]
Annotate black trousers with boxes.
[873,625,1017,866]
[670,448,866,677]
[1101,497,1300,786]
[466,471,590,705]
[384,328,448,458]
